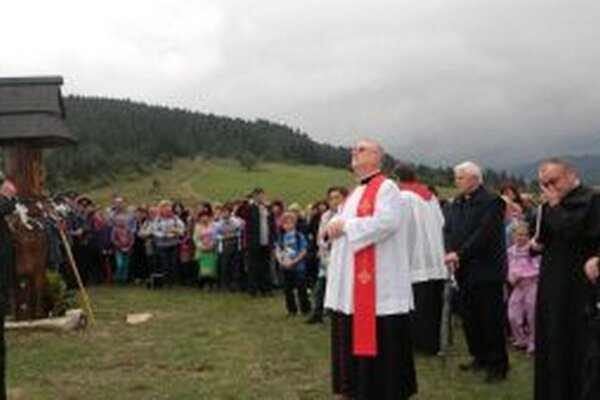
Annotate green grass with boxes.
[77,157,456,207]
[79,158,355,207]
[7,287,532,399]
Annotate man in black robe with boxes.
[534,157,600,400]
[0,180,17,400]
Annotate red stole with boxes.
[353,173,386,356]
[399,181,434,201]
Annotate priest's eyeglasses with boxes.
[540,177,560,188]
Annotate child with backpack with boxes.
[275,211,311,316]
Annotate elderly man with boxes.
[0,180,16,400]
[534,158,600,400]
[443,161,509,383]
[325,139,417,400]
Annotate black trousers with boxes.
[282,269,310,314]
[305,251,319,287]
[73,243,92,286]
[247,246,272,294]
[311,276,327,320]
[458,280,509,374]
[331,312,417,400]
[220,240,238,290]
[132,238,149,281]
[412,279,445,355]
[157,245,178,285]
[88,248,105,285]
[1,284,6,400]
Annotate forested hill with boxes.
[45,96,523,191]
[45,96,349,187]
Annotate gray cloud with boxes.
[1,0,598,167]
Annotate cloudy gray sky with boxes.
[1,0,599,166]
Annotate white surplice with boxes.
[324,178,414,316]
[399,191,448,284]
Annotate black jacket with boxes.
[0,197,15,301]
[247,202,277,249]
[534,185,600,400]
[444,186,507,284]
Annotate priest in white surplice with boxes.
[395,163,448,356]
[325,139,417,400]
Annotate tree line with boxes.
[44,96,527,192]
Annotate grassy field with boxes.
[79,158,355,207]
[77,158,457,207]
[7,287,533,399]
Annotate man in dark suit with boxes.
[0,179,16,400]
[444,161,509,383]
[246,188,276,295]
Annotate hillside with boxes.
[43,95,525,194]
[45,96,350,189]
[44,96,466,191]
[81,158,355,206]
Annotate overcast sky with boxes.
[1,0,599,166]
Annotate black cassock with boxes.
[535,185,600,400]
[0,196,15,400]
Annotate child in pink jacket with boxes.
[507,223,540,354]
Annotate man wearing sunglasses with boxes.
[534,158,600,400]
[325,139,417,400]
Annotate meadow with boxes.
[75,157,458,206]
[79,158,355,206]
[7,286,533,399]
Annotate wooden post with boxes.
[5,145,47,320]
[6,145,45,198]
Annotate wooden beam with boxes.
[6,145,45,198]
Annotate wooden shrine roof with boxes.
[0,76,76,147]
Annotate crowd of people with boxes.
[1,140,599,400]
[52,187,348,324]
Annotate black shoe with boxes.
[485,369,507,383]
[459,360,486,372]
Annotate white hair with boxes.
[454,161,483,184]
[355,138,384,156]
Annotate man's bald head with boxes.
[351,139,385,177]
